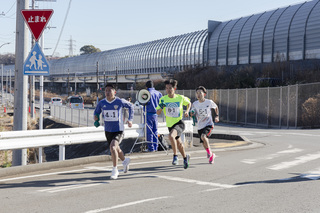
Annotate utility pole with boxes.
[67,69,70,96]
[116,66,118,89]
[13,0,29,166]
[68,35,75,57]
[29,0,36,119]
[1,64,3,105]
[74,72,77,94]
[96,61,99,103]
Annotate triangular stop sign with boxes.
[21,9,53,41]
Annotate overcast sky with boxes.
[0,0,306,57]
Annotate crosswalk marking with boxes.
[267,151,320,170]
[241,148,303,164]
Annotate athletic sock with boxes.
[206,148,211,155]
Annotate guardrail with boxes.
[0,121,193,164]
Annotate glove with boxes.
[94,120,100,127]
[159,99,166,109]
[94,113,100,127]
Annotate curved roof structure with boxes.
[208,0,320,66]
[49,30,208,76]
[3,1,320,78]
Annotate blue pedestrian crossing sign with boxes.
[24,42,50,75]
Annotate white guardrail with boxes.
[0,121,193,164]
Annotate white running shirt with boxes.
[191,99,217,130]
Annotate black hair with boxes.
[164,79,178,88]
[146,80,154,88]
[196,86,207,94]
[105,83,115,89]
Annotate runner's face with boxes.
[166,84,175,96]
[105,87,115,99]
[196,90,205,100]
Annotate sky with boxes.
[0,0,307,57]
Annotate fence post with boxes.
[59,145,65,161]
[287,85,290,129]
[245,88,248,125]
[295,84,298,128]
[39,147,43,163]
[87,108,89,127]
[267,87,270,127]
[255,87,258,125]
[78,109,81,127]
[236,89,238,123]
[279,87,282,128]
[71,108,73,125]
[227,89,229,122]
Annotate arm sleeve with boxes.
[182,95,191,106]
[210,100,217,109]
[93,101,101,116]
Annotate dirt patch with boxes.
[0,112,39,167]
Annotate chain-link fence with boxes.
[50,82,320,129]
[116,82,320,129]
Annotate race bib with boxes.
[198,107,209,118]
[166,106,180,117]
[103,110,119,121]
[166,102,180,117]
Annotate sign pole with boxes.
[13,0,29,166]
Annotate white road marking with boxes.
[268,151,320,170]
[84,196,171,213]
[241,148,303,164]
[148,175,237,189]
[0,168,91,182]
[38,182,105,193]
[202,188,225,192]
[301,167,320,180]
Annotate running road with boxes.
[1,125,320,213]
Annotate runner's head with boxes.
[105,83,116,100]
[164,79,177,96]
[196,86,206,100]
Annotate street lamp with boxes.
[0,42,10,49]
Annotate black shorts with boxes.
[105,131,124,145]
[168,120,185,140]
[198,125,214,143]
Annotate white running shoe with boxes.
[110,167,119,179]
[122,158,131,173]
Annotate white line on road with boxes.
[38,181,106,193]
[268,151,320,170]
[241,148,303,164]
[148,175,238,189]
[0,168,91,183]
[84,196,172,213]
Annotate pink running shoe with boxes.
[209,153,216,164]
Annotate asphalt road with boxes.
[1,125,320,213]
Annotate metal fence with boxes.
[51,82,320,129]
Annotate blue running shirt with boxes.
[94,97,134,132]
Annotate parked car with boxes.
[67,96,84,109]
[49,97,63,106]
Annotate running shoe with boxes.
[122,158,131,173]
[184,154,190,169]
[209,153,216,164]
[110,167,119,180]
[172,155,179,165]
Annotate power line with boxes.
[51,0,72,57]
